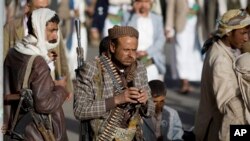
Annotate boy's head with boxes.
[99,36,110,56]
[148,80,167,113]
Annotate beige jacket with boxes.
[165,0,189,33]
[195,40,248,141]
[4,16,73,93]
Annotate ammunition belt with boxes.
[99,55,123,93]
[97,55,127,141]
[98,107,125,141]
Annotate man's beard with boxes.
[49,39,57,43]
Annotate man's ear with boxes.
[24,3,31,15]
[109,42,115,53]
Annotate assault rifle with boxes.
[74,18,92,141]
[6,89,55,141]
[75,18,84,69]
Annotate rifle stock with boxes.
[33,113,56,141]
[4,94,20,101]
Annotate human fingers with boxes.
[125,89,139,103]
[137,91,148,104]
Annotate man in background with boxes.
[4,0,73,93]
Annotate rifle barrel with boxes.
[74,18,84,68]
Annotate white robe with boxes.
[170,0,203,81]
[137,16,160,81]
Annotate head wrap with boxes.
[216,9,250,37]
[234,53,250,114]
[202,9,250,54]
[108,25,139,39]
[14,8,60,62]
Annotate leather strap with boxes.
[22,55,37,89]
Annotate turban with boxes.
[32,8,60,51]
[216,9,250,37]
[108,25,139,39]
[14,8,60,63]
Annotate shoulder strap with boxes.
[8,55,37,139]
[22,55,37,89]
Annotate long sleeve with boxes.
[134,61,155,117]
[74,60,109,120]
[74,60,155,120]
[165,0,175,30]
[30,56,68,114]
[212,55,240,113]
[147,14,166,74]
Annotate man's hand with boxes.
[48,51,57,61]
[54,76,67,88]
[165,27,175,43]
[1,124,8,134]
[114,87,148,105]
[65,93,73,101]
[137,89,148,105]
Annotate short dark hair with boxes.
[46,14,60,25]
[27,13,60,37]
[148,80,167,97]
[99,36,110,55]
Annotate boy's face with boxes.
[153,95,165,113]
[229,27,249,49]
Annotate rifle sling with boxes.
[9,56,55,141]
[8,55,36,139]
[22,55,36,89]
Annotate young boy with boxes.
[142,80,184,141]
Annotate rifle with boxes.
[22,88,56,141]
[74,18,92,141]
[6,89,55,141]
[4,93,20,101]
[75,18,84,69]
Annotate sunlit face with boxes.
[26,0,49,15]
[110,36,138,66]
[229,27,249,49]
[153,95,165,112]
[134,0,152,15]
[32,0,49,9]
[46,22,59,43]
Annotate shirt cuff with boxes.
[105,97,116,111]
